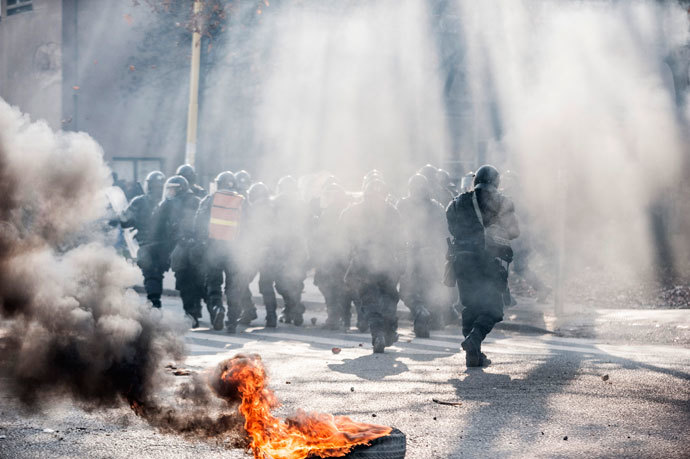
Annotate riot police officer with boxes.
[446,165,520,367]
[152,175,204,327]
[120,170,167,308]
[436,168,457,203]
[233,169,258,325]
[397,174,449,338]
[195,171,246,332]
[235,170,252,198]
[311,183,353,330]
[419,163,454,206]
[341,178,404,353]
[176,164,207,199]
[271,176,309,326]
[245,182,279,327]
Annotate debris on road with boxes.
[332,347,341,354]
[311,317,317,325]
[602,374,609,381]
[563,436,568,441]
[432,398,462,406]
[350,387,355,392]
[172,369,191,376]
[42,428,55,433]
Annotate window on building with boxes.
[6,0,33,16]
[111,157,165,184]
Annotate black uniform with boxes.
[312,195,353,329]
[397,195,449,336]
[152,191,203,319]
[270,192,309,325]
[195,191,246,332]
[446,184,519,365]
[341,198,404,350]
[244,193,279,327]
[235,187,258,325]
[121,194,168,308]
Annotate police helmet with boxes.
[473,165,500,189]
[144,171,166,196]
[163,175,189,200]
[248,182,270,203]
[236,170,252,191]
[408,174,430,200]
[175,164,197,185]
[277,175,298,195]
[418,164,438,182]
[362,170,384,190]
[436,169,452,187]
[215,171,237,192]
[363,178,387,201]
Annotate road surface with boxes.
[1,292,689,458]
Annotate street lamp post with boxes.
[185,0,203,167]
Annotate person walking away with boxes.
[341,178,405,353]
[194,171,247,332]
[120,171,167,308]
[446,165,520,367]
[151,175,203,327]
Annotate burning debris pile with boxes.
[214,354,394,459]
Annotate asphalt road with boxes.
[1,292,689,458]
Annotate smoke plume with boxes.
[0,98,244,444]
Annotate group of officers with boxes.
[118,162,522,367]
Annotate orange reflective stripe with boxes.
[209,191,244,241]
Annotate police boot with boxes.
[148,295,162,309]
[238,306,258,325]
[279,302,293,324]
[356,303,369,332]
[324,303,342,330]
[182,295,200,328]
[292,302,306,326]
[413,306,431,338]
[225,307,239,334]
[430,309,444,330]
[342,303,352,330]
[385,330,399,347]
[461,330,482,368]
[372,331,386,354]
[210,303,225,331]
[264,297,278,328]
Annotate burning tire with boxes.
[344,428,406,459]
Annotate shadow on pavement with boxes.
[449,351,583,457]
[328,353,410,380]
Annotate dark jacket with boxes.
[340,198,404,276]
[446,186,520,253]
[151,191,200,254]
[120,194,160,244]
[396,195,448,253]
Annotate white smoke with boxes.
[454,0,690,285]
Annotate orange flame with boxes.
[219,354,392,459]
